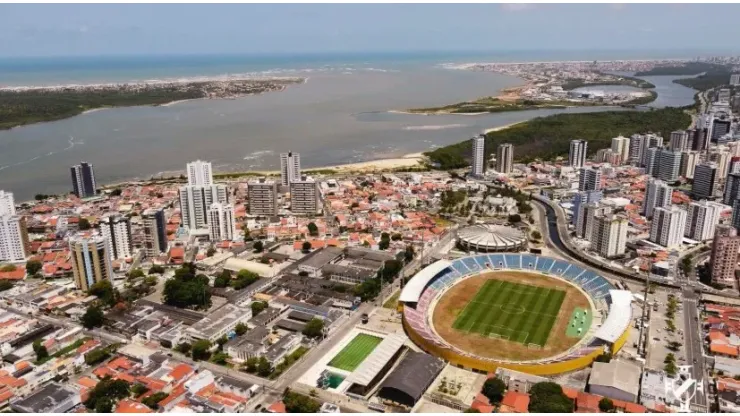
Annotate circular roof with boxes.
[457,224,526,249]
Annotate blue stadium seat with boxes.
[535,257,555,273]
[474,255,489,269]
[488,254,505,269]
[452,261,468,276]
[551,260,571,276]
[520,254,537,269]
[462,257,482,273]
[562,264,585,281]
[504,254,521,269]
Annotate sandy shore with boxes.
[483,121,526,134]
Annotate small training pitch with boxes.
[328,333,383,371]
[452,280,565,346]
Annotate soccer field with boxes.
[328,333,383,371]
[452,280,565,346]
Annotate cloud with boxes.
[500,3,535,12]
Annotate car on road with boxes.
[361,313,369,324]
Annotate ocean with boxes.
[0,51,700,201]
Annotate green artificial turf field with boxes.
[452,280,565,346]
[328,333,383,371]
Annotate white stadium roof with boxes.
[457,224,526,250]
[346,334,407,386]
[594,290,632,343]
[399,260,452,303]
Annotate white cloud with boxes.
[500,3,535,12]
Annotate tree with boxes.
[206,247,217,257]
[33,339,49,362]
[131,383,149,397]
[594,352,612,363]
[94,397,113,413]
[404,245,415,262]
[244,357,259,373]
[26,260,42,275]
[283,391,321,413]
[89,280,119,307]
[391,233,403,241]
[82,305,105,329]
[378,238,390,250]
[531,231,542,240]
[216,335,228,351]
[148,265,165,274]
[528,382,573,413]
[680,255,694,275]
[211,352,229,365]
[0,264,16,272]
[464,408,481,413]
[213,269,231,288]
[231,269,259,290]
[142,392,169,410]
[599,397,615,413]
[78,217,91,230]
[144,275,158,286]
[174,342,191,355]
[302,318,325,339]
[481,377,506,404]
[84,376,130,411]
[0,280,14,292]
[235,322,248,336]
[307,222,319,237]
[508,214,522,223]
[251,301,268,317]
[191,339,212,361]
[163,265,211,310]
[253,240,264,253]
[257,356,272,377]
[127,268,145,279]
[302,241,312,252]
[110,188,123,197]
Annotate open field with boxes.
[433,271,591,361]
[452,280,565,346]
[327,333,383,371]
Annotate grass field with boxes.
[452,280,565,346]
[328,333,383,371]
[565,308,592,338]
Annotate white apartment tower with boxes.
[0,190,27,263]
[179,185,229,230]
[590,213,628,258]
[99,215,133,260]
[709,148,731,181]
[642,178,672,219]
[280,152,302,186]
[496,143,513,174]
[577,203,610,240]
[578,166,602,192]
[685,200,723,241]
[569,139,588,168]
[680,151,700,180]
[208,203,236,242]
[471,135,486,177]
[187,160,213,186]
[657,149,682,183]
[611,135,630,163]
[669,130,690,152]
[650,206,687,249]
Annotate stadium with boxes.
[400,254,632,375]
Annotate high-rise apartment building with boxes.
[70,162,97,198]
[0,191,14,215]
[578,166,602,192]
[471,135,486,177]
[142,208,167,258]
[280,152,302,186]
[692,163,719,200]
[571,190,602,227]
[590,213,628,258]
[709,148,731,181]
[724,173,740,206]
[642,178,672,219]
[208,203,236,242]
[290,179,320,215]
[248,179,278,216]
[69,235,113,291]
[569,139,588,168]
[710,225,740,286]
[628,134,645,165]
[496,143,513,174]
[649,206,687,249]
[179,185,229,230]
[680,151,700,180]
[641,134,664,167]
[712,117,732,141]
[685,200,723,241]
[669,130,690,152]
[99,215,133,260]
[657,149,682,183]
[691,128,709,152]
[186,160,213,186]
[577,203,610,240]
[0,190,28,263]
[731,73,740,86]
[611,135,630,163]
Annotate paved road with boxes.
[682,288,708,409]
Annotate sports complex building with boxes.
[400,253,632,376]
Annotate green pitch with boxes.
[328,333,383,371]
[453,280,565,346]
[565,307,592,338]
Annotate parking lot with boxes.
[646,289,688,371]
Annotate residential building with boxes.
[588,360,641,403]
[280,151,302,186]
[248,179,278,216]
[640,134,664,167]
[186,304,252,343]
[733,199,740,231]
[730,156,740,175]
[0,190,28,262]
[0,190,13,215]
[691,128,709,152]
[713,117,732,141]
[10,383,80,413]
[710,148,732,180]
[577,203,609,240]
[496,143,513,174]
[69,234,113,291]
[611,135,630,162]
[571,190,602,226]
[692,162,719,199]
[657,149,682,183]
[731,73,740,86]
[628,134,645,165]
[685,200,723,241]
[142,208,167,258]
[179,185,229,230]
[187,160,213,186]
[471,135,486,176]
[645,147,660,176]
[99,215,133,260]
[569,139,588,168]
[70,162,97,198]
[208,203,236,242]
[668,130,690,152]
[578,166,602,192]
[649,206,687,249]
[290,179,320,215]
[725,173,740,206]
[710,225,740,286]
[680,151,699,179]
[642,178,672,219]
[590,213,628,258]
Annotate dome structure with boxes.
[457,223,527,252]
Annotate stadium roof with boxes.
[378,351,445,407]
[399,260,452,303]
[457,224,526,250]
[588,360,641,397]
[346,334,407,387]
[594,290,632,343]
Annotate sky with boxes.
[1,3,740,57]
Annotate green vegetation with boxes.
[561,75,655,90]
[174,342,191,355]
[599,397,615,412]
[680,255,694,276]
[142,392,169,410]
[131,383,149,397]
[426,107,691,169]
[82,305,105,329]
[328,334,383,371]
[0,264,17,272]
[382,290,401,309]
[251,300,269,316]
[664,353,678,377]
[33,339,49,363]
[453,280,565,346]
[232,269,260,290]
[635,62,726,76]
[270,346,310,379]
[191,339,213,361]
[0,280,13,292]
[481,377,506,404]
[213,269,231,288]
[25,260,42,276]
[127,268,145,279]
[83,376,130,413]
[406,97,577,114]
[163,263,211,310]
[528,382,573,413]
[148,265,165,274]
[307,222,319,237]
[283,390,321,413]
[84,344,119,366]
[302,318,325,339]
[235,322,248,336]
[89,280,121,307]
[78,217,91,230]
